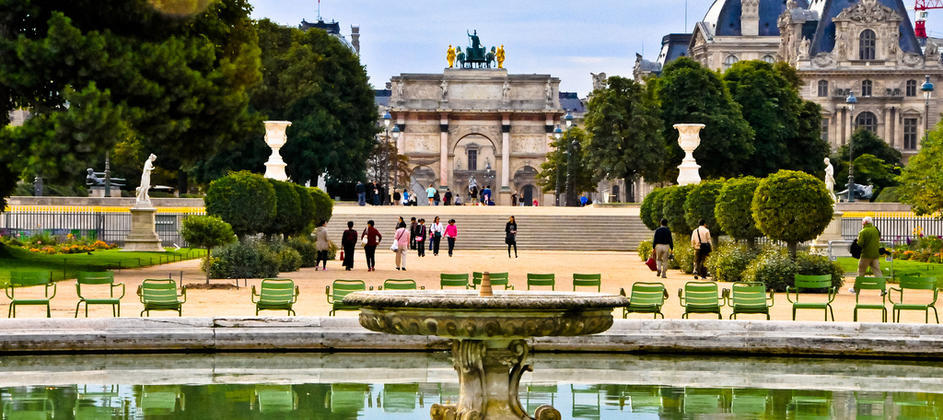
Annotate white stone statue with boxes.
[674,124,705,185]
[468,176,478,191]
[502,80,510,103]
[317,172,327,191]
[544,80,553,105]
[394,81,405,105]
[799,37,811,59]
[824,157,836,200]
[440,80,449,102]
[591,72,607,91]
[135,154,156,205]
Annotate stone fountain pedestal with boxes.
[346,289,627,420]
[263,121,291,181]
[674,123,705,186]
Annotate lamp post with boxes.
[922,75,934,147]
[845,91,857,203]
[553,126,563,206]
[382,110,392,205]
[565,137,577,207]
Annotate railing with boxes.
[1,207,205,247]
[841,212,943,245]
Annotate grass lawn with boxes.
[0,245,206,287]
[837,257,943,281]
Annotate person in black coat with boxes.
[409,217,418,249]
[341,221,358,270]
[505,216,518,258]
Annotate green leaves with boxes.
[684,179,725,237]
[640,188,667,230]
[899,125,943,215]
[205,171,276,238]
[536,126,596,197]
[715,176,763,242]
[752,170,834,257]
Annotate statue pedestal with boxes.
[674,123,705,186]
[811,211,844,255]
[122,207,164,252]
[498,187,511,206]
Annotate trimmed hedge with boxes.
[752,170,833,258]
[742,248,843,292]
[205,171,276,238]
[715,176,762,242]
[640,188,667,230]
[684,179,726,237]
[208,240,280,280]
[662,185,694,235]
[705,242,759,283]
[310,187,334,226]
[266,179,302,238]
[294,183,316,235]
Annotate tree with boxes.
[583,76,665,195]
[309,187,334,226]
[899,125,943,215]
[787,99,831,175]
[536,127,597,200]
[852,153,898,194]
[684,179,726,240]
[205,171,276,239]
[367,140,410,197]
[661,185,695,235]
[715,177,763,245]
[253,19,377,184]
[293,183,316,236]
[265,179,301,239]
[832,129,903,178]
[752,170,834,258]
[656,57,755,181]
[640,188,667,230]
[181,215,236,283]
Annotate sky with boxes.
[249,0,718,96]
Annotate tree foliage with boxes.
[661,184,695,235]
[832,129,903,180]
[205,171,276,239]
[640,188,667,230]
[899,125,943,215]
[752,170,834,258]
[715,176,763,243]
[684,179,726,238]
[583,76,665,190]
[293,183,315,235]
[536,127,597,196]
[181,215,236,283]
[265,179,301,239]
[309,187,334,226]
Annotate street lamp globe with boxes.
[553,125,563,140]
[564,111,573,129]
[383,110,392,128]
[391,124,400,140]
[922,75,935,99]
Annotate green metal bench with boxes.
[786,274,836,321]
[75,271,124,317]
[472,272,513,290]
[326,279,366,316]
[252,278,299,316]
[572,273,601,292]
[5,271,56,318]
[138,279,186,317]
[526,273,555,291]
[440,273,470,289]
[678,281,723,319]
[382,279,423,290]
[621,282,667,319]
[889,276,939,323]
[726,282,774,320]
[853,276,887,322]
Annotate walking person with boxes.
[445,219,458,257]
[315,220,330,271]
[341,221,357,271]
[409,217,418,249]
[690,219,712,279]
[426,184,437,206]
[431,216,444,256]
[505,216,518,258]
[394,220,409,271]
[415,219,427,257]
[356,181,366,206]
[857,217,883,277]
[652,219,673,278]
[401,189,409,206]
[361,220,382,272]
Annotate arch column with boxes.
[499,113,511,205]
[439,113,449,189]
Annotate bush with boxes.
[327,240,338,260]
[684,179,726,237]
[638,240,653,261]
[705,242,759,283]
[640,189,667,230]
[276,246,302,272]
[662,185,694,235]
[181,215,237,283]
[752,170,833,258]
[743,248,843,292]
[208,240,280,280]
[294,184,316,235]
[874,186,900,203]
[287,236,317,267]
[309,187,334,226]
[715,177,762,242]
[265,179,302,238]
[672,234,695,274]
[205,171,276,238]
[796,252,844,290]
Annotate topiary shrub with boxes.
[672,234,694,274]
[275,246,302,272]
[638,239,653,261]
[705,241,759,283]
[265,179,301,239]
[294,183,316,235]
[752,170,833,259]
[715,176,762,244]
[208,239,279,280]
[743,248,843,292]
[287,235,317,267]
[684,179,726,238]
[181,215,236,284]
[205,171,276,239]
[662,185,694,235]
[309,187,334,226]
[640,189,667,230]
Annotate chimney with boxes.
[351,25,361,56]
[742,0,759,36]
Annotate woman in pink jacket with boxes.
[394,221,410,271]
[444,219,458,257]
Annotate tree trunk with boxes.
[204,247,211,284]
[788,241,798,261]
[176,169,188,196]
[623,177,633,203]
[747,236,756,249]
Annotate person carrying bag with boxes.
[690,219,712,279]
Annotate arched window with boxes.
[817,80,829,97]
[723,55,739,71]
[762,55,775,64]
[906,79,917,97]
[855,111,878,133]
[859,29,876,60]
[861,80,873,97]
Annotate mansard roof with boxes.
[809,0,922,56]
[703,0,809,36]
[660,33,692,64]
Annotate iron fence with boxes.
[1,208,204,247]
[842,215,943,245]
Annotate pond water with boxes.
[1,352,941,419]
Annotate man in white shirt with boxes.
[690,219,712,279]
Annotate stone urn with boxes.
[263,121,291,181]
[674,123,705,186]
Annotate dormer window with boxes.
[859,29,876,60]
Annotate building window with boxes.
[904,118,919,150]
[821,118,829,142]
[817,80,829,97]
[906,79,917,97]
[723,55,739,71]
[855,111,878,133]
[861,80,873,97]
[467,149,478,171]
[859,29,876,60]
[762,55,775,64]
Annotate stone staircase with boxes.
[325,211,649,251]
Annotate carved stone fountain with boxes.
[345,274,627,420]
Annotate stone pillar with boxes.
[812,210,845,254]
[439,113,449,189]
[674,123,705,186]
[396,114,406,152]
[499,113,512,205]
[123,207,164,252]
[263,121,291,181]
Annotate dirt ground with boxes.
[0,249,935,323]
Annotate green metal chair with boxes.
[730,389,769,417]
[75,271,124,317]
[382,383,420,413]
[330,383,370,414]
[472,272,514,289]
[5,271,56,318]
[253,385,297,413]
[440,273,470,289]
[137,279,186,317]
[139,385,185,415]
[853,276,887,322]
[786,274,836,321]
[526,273,555,290]
[787,393,832,420]
[888,276,939,323]
[572,273,601,292]
[251,278,299,316]
[726,282,774,320]
[382,279,418,290]
[326,279,366,316]
[621,282,667,319]
[678,281,723,319]
[683,388,724,416]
